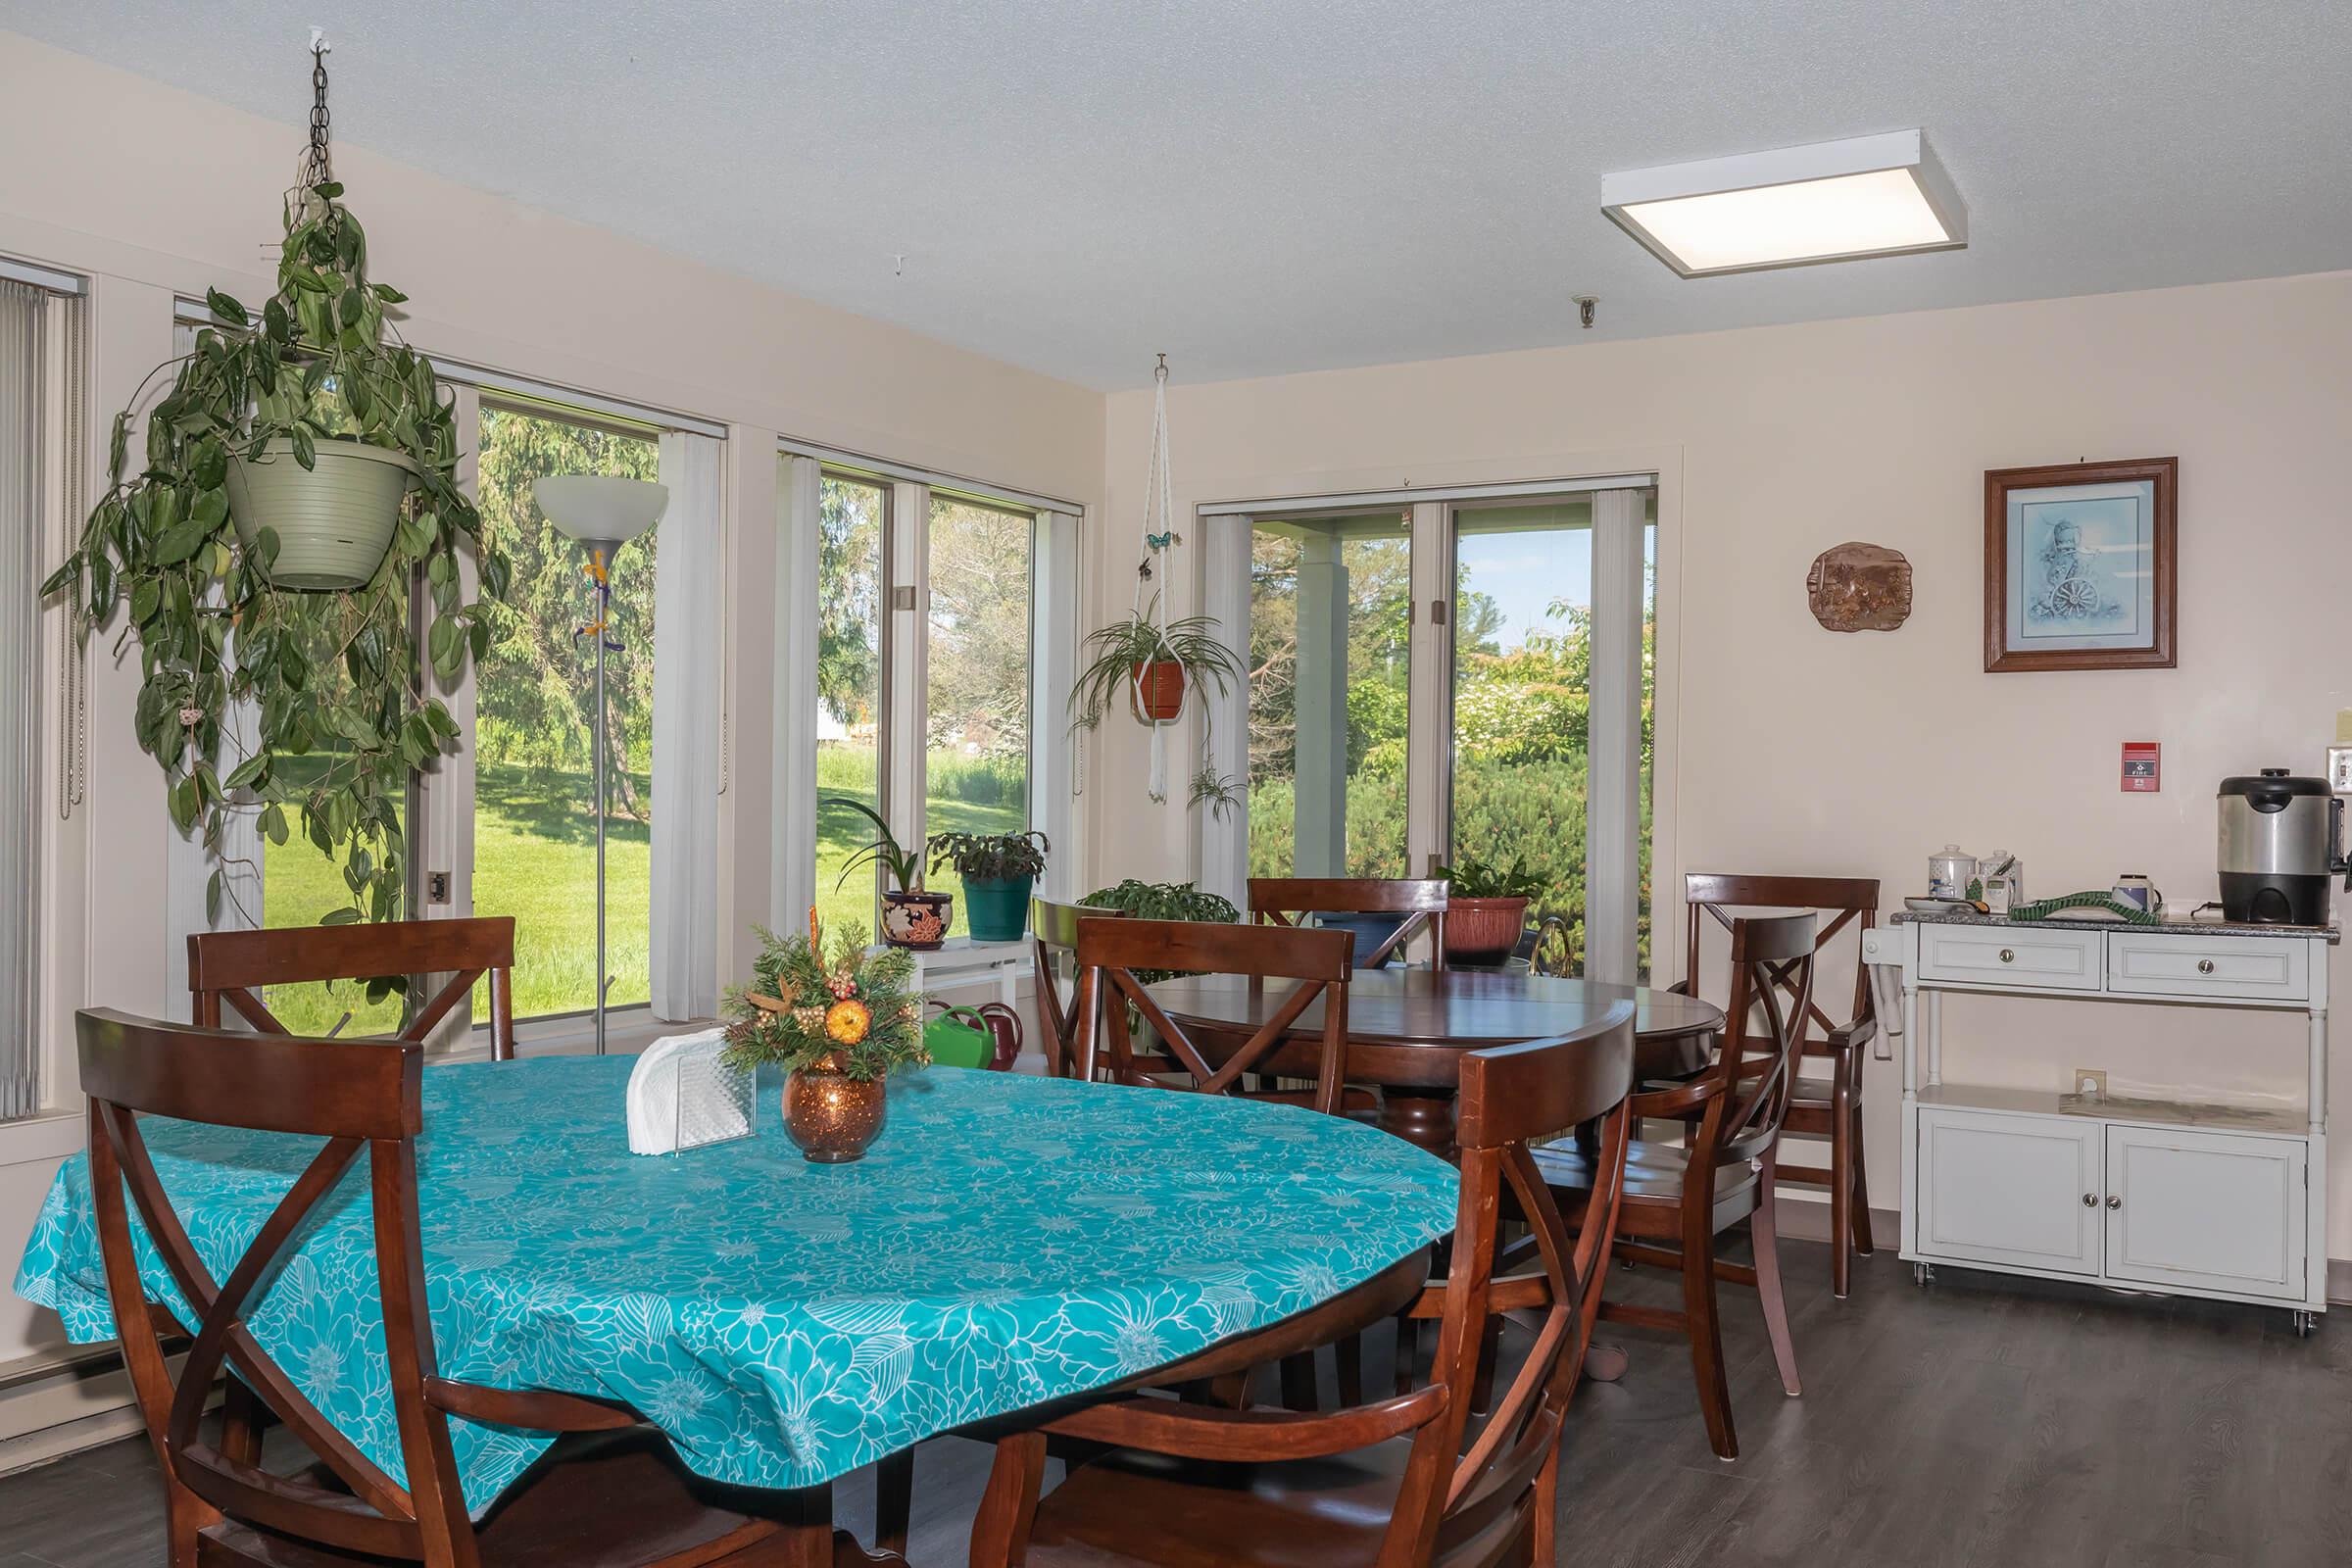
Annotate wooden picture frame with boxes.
[1984,457,2176,672]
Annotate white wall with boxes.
[0,29,1103,1386]
[1093,269,2352,1258]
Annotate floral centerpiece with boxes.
[724,911,929,1162]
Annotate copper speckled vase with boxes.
[783,1061,888,1163]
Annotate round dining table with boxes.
[1149,966,1726,1155]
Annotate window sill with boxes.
[0,1109,86,1169]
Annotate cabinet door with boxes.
[2104,1126,2308,1300]
[1916,1108,2102,1276]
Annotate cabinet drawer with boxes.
[2105,1126,2307,1300]
[1916,923,2103,990]
[1916,1108,2102,1276]
[2105,932,2309,1003]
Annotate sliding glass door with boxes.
[1245,510,1411,880]
[1228,484,1656,979]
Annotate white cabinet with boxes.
[1916,1109,2101,1276]
[1894,915,2332,1326]
[2104,1126,2307,1300]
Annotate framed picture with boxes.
[1984,457,2176,672]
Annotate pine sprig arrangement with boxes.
[721,912,930,1082]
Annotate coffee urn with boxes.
[2217,769,2349,925]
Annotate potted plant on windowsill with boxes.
[1434,853,1546,967]
[825,797,952,950]
[929,830,1049,944]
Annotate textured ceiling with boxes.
[8,1,2350,389]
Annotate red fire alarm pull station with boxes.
[2122,741,2160,792]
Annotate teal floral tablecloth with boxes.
[14,1058,1455,1511]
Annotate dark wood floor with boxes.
[5,1242,2347,1566]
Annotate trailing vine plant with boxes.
[40,47,508,949]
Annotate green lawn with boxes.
[262,760,650,1036]
[261,746,1022,1038]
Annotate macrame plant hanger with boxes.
[1136,355,1182,803]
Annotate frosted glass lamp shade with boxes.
[533,475,668,554]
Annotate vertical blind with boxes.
[0,282,46,1119]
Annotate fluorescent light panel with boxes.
[1602,130,1965,277]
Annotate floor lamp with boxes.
[532,475,668,1055]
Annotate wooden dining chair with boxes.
[1248,877,1450,970]
[967,1006,1636,1568]
[74,1007,824,1568]
[1031,897,1136,1078]
[1071,916,1357,1113]
[1677,873,1881,1297]
[1532,910,1815,1461]
[188,915,519,1060]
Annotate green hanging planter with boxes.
[226,436,419,590]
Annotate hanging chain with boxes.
[299,39,333,192]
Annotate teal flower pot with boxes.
[962,874,1035,944]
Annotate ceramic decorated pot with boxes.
[783,1058,888,1163]
[879,890,953,950]
[1444,896,1530,966]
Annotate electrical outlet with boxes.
[2073,1068,2107,1099]
[426,870,451,905]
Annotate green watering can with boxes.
[923,1005,1004,1070]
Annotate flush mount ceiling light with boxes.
[1601,129,1965,277]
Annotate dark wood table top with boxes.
[1150,967,1725,1091]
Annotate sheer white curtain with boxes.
[1028,509,1081,900]
[651,432,725,1019]
[159,318,262,1019]
[0,282,42,1114]
[768,455,822,926]
[1197,514,1251,907]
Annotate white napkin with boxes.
[625,1026,728,1154]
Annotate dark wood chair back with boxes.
[982,1004,1638,1568]
[78,1007,657,1568]
[188,916,518,1060]
[1071,917,1354,1114]
[1650,911,1817,1161]
[1247,877,1449,969]
[1031,897,1126,1078]
[1679,873,1878,1060]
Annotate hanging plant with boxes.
[1064,355,1247,813]
[39,43,509,932]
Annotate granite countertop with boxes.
[1890,907,2342,945]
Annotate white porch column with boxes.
[1293,529,1348,878]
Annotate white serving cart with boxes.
[1875,909,2335,1334]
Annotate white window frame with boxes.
[1200,470,1667,983]
[776,440,1084,934]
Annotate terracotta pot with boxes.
[1445,896,1530,964]
[1128,660,1186,723]
[879,890,953,950]
[783,1060,888,1164]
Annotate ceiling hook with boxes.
[1574,296,1598,330]
[1154,352,1168,384]
[309,25,330,57]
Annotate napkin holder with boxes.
[626,1027,757,1155]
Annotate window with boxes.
[1447,498,1656,976]
[1246,511,1411,880]
[470,403,661,1020]
[924,496,1033,938]
[813,472,888,933]
[1219,482,1656,980]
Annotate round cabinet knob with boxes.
[1998,949,2016,963]
[2197,958,2217,975]
[2107,1195,2123,1210]
[2081,1192,2097,1207]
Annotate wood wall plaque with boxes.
[1807,542,1913,632]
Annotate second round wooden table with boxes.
[1148,966,1725,1153]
